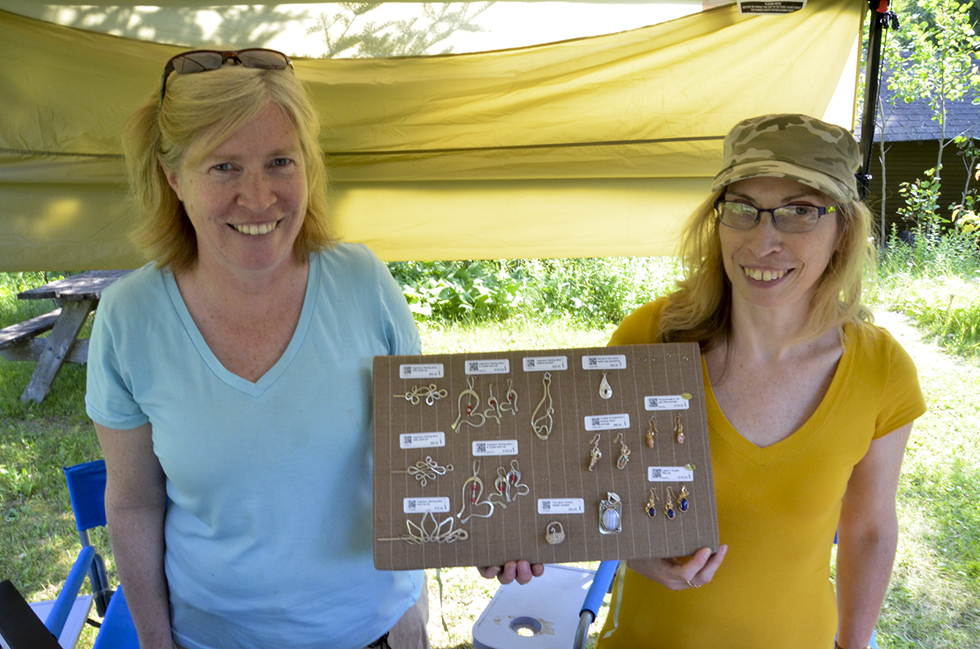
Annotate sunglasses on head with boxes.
[159,48,293,105]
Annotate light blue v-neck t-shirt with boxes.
[86,244,423,649]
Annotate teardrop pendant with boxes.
[598,372,613,400]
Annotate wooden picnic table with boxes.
[0,270,133,403]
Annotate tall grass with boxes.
[875,228,980,357]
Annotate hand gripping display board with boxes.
[373,344,719,570]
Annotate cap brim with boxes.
[712,160,856,204]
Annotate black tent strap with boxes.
[2,135,726,161]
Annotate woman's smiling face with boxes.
[164,101,308,277]
[719,176,840,316]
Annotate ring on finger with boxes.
[686,579,700,589]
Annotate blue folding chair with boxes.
[61,459,140,649]
[0,460,138,649]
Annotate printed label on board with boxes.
[464,359,511,375]
[537,498,586,515]
[644,395,691,411]
[584,414,631,431]
[399,364,444,379]
[538,498,585,514]
[399,432,446,449]
[472,439,519,456]
[523,356,568,372]
[581,354,627,370]
[647,466,696,482]
[403,497,451,514]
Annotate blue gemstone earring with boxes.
[645,487,658,518]
[665,486,677,520]
[678,485,690,512]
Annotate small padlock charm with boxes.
[545,521,565,545]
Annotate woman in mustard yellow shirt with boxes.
[597,114,925,649]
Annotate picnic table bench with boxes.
[0,270,133,403]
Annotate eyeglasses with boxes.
[714,200,838,233]
[159,49,293,104]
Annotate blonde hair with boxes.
[123,65,335,272]
[658,188,875,350]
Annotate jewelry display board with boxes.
[373,343,719,570]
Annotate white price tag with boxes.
[472,439,519,456]
[465,359,511,375]
[523,356,568,372]
[644,395,691,411]
[584,414,631,431]
[399,364,444,379]
[647,466,696,482]
[403,497,451,514]
[537,498,585,515]
[581,354,627,370]
[399,432,446,449]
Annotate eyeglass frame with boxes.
[159,48,294,105]
[713,200,839,233]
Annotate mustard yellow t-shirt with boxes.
[597,299,926,649]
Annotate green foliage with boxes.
[387,257,681,326]
[877,224,980,358]
[308,2,494,58]
[897,168,944,230]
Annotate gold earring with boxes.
[674,413,685,444]
[588,433,602,472]
[665,486,677,520]
[645,487,658,518]
[678,485,690,513]
[615,432,630,469]
[646,417,658,448]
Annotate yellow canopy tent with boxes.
[0,0,864,270]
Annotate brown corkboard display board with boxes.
[373,343,719,570]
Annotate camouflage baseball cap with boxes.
[711,114,861,204]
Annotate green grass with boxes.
[4,253,980,647]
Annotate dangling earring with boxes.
[615,432,630,470]
[588,433,602,472]
[645,417,658,448]
[645,487,658,518]
[674,413,685,444]
[678,485,690,513]
[665,486,677,520]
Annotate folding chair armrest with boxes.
[570,561,619,649]
[92,586,138,649]
[44,545,96,638]
[580,560,619,618]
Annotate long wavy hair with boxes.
[123,65,335,272]
[658,187,875,352]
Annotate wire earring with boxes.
[484,384,502,424]
[451,376,486,432]
[615,432,630,470]
[588,433,602,472]
[457,460,495,524]
[499,378,519,415]
[665,486,677,520]
[678,485,690,513]
[645,487,658,518]
[674,413,685,444]
[646,417,658,448]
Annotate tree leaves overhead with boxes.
[308,2,495,58]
